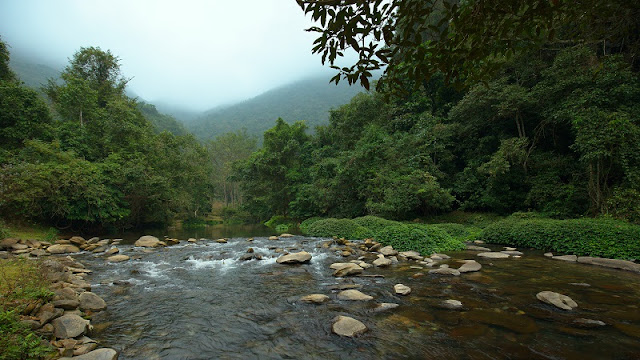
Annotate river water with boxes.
[77,231,640,359]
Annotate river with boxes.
[76,230,640,359]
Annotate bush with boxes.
[479,218,640,259]
[375,224,465,255]
[0,221,8,239]
[352,216,400,234]
[264,215,295,230]
[306,218,373,239]
[299,217,323,234]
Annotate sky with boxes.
[0,0,344,111]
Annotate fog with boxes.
[0,0,342,111]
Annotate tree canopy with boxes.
[297,0,640,91]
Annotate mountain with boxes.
[9,54,61,91]
[186,76,368,141]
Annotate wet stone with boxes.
[299,294,330,304]
[464,310,539,334]
[332,316,368,337]
[536,291,578,311]
[337,289,374,301]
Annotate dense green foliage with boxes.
[304,215,465,254]
[138,102,188,135]
[186,76,365,140]
[0,311,53,360]
[0,43,217,230]
[236,44,640,226]
[298,0,639,92]
[480,218,640,260]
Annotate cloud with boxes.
[0,0,343,111]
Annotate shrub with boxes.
[264,215,295,230]
[0,310,54,360]
[353,216,400,234]
[375,224,465,255]
[306,218,373,239]
[479,218,640,259]
[0,221,8,239]
[299,217,323,234]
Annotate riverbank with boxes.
[0,237,119,360]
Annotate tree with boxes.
[0,37,17,82]
[297,0,640,91]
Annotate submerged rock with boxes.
[299,294,330,304]
[573,318,606,328]
[429,267,461,276]
[276,251,312,264]
[552,255,578,262]
[441,299,464,310]
[536,291,578,310]
[464,310,538,334]
[332,316,368,337]
[372,303,400,312]
[337,289,374,301]
[477,252,509,259]
[577,257,640,273]
[107,255,129,262]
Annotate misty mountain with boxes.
[186,76,368,141]
[9,54,186,136]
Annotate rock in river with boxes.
[394,284,412,295]
[458,260,482,273]
[337,289,374,301]
[276,251,312,264]
[373,256,392,267]
[299,294,330,304]
[47,244,80,254]
[477,252,510,259]
[332,316,368,337]
[107,254,129,262]
[330,263,363,277]
[379,245,398,256]
[536,291,578,310]
[134,235,163,248]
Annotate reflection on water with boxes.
[77,236,640,360]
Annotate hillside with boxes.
[186,76,368,140]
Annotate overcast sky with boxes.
[0,0,343,111]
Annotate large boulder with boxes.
[276,251,312,264]
[332,316,368,337]
[536,291,578,310]
[337,289,373,301]
[79,292,107,312]
[134,235,162,248]
[59,348,118,360]
[47,244,80,254]
[52,314,90,339]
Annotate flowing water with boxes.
[77,233,640,360]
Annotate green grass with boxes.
[0,259,55,360]
[0,222,58,243]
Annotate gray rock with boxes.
[104,247,119,256]
[477,252,510,259]
[53,300,79,310]
[337,289,374,301]
[577,257,640,273]
[299,294,330,304]
[30,249,48,257]
[441,299,464,310]
[398,251,423,260]
[466,245,491,251]
[276,251,312,264]
[52,314,90,339]
[372,256,392,267]
[501,250,524,256]
[394,284,412,295]
[379,245,398,256]
[432,253,450,259]
[107,255,129,262]
[536,291,578,310]
[59,348,118,360]
[331,263,363,277]
[544,252,554,257]
[372,303,399,312]
[573,318,606,328]
[134,235,162,248]
[47,244,80,254]
[79,292,107,312]
[428,267,461,276]
[458,260,482,273]
[332,316,368,337]
[552,255,578,262]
